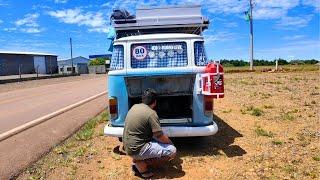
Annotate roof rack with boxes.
[111,5,210,39]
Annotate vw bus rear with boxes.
[104,5,224,138]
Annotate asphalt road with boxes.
[0,76,108,179]
[0,76,106,134]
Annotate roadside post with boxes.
[19,64,22,80]
[36,65,39,78]
[49,56,52,76]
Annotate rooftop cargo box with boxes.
[111,5,210,38]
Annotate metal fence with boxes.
[88,65,107,74]
[0,64,57,80]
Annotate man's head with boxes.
[142,88,157,109]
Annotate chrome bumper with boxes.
[104,122,218,137]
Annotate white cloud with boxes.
[203,0,247,14]
[282,35,305,40]
[99,0,317,25]
[4,27,17,32]
[249,0,300,20]
[0,19,3,24]
[110,0,168,13]
[203,31,239,43]
[253,7,285,19]
[302,0,320,11]
[0,2,9,6]
[285,39,320,47]
[223,22,238,28]
[101,2,112,7]
[256,40,320,59]
[0,39,59,54]
[21,28,41,33]
[32,4,51,11]
[255,0,299,9]
[12,13,42,33]
[191,0,314,29]
[172,0,316,26]
[276,15,313,29]
[54,0,68,4]
[15,13,39,27]
[174,0,299,20]
[48,8,109,33]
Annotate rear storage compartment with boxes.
[126,75,195,124]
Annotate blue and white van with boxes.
[104,5,224,138]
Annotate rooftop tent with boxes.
[111,5,210,39]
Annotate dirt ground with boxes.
[17,71,319,179]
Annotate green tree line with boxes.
[89,57,110,66]
[218,59,319,67]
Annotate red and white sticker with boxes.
[133,46,147,60]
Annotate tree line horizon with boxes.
[216,59,319,67]
[89,57,319,66]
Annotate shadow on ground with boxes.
[113,114,245,178]
[172,114,246,158]
[152,157,185,179]
[113,145,185,179]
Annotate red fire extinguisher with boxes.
[201,62,224,98]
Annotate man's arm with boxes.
[149,112,173,144]
[153,131,173,144]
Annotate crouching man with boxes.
[123,88,176,178]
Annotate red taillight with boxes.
[204,96,213,116]
[109,97,118,119]
[201,62,224,99]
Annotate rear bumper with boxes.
[104,122,218,137]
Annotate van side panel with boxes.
[192,74,213,126]
[108,75,128,126]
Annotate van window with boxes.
[194,41,209,66]
[110,45,124,70]
[131,42,187,68]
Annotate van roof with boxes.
[115,33,203,42]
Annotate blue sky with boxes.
[0,0,319,60]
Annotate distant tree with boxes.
[290,60,305,65]
[304,59,319,64]
[89,57,110,66]
[220,59,249,67]
[275,58,289,65]
[254,59,274,66]
[213,58,318,67]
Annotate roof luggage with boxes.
[110,5,210,38]
[110,9,136,24]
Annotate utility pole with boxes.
[70,37,74,74]
[249,0,254,70]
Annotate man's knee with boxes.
[167,144,177,158]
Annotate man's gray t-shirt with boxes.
[123,103,162,155]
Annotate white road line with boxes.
[0,91,107,142]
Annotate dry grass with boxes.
[224,64,318,73]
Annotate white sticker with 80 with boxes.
[133,46,147,60]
